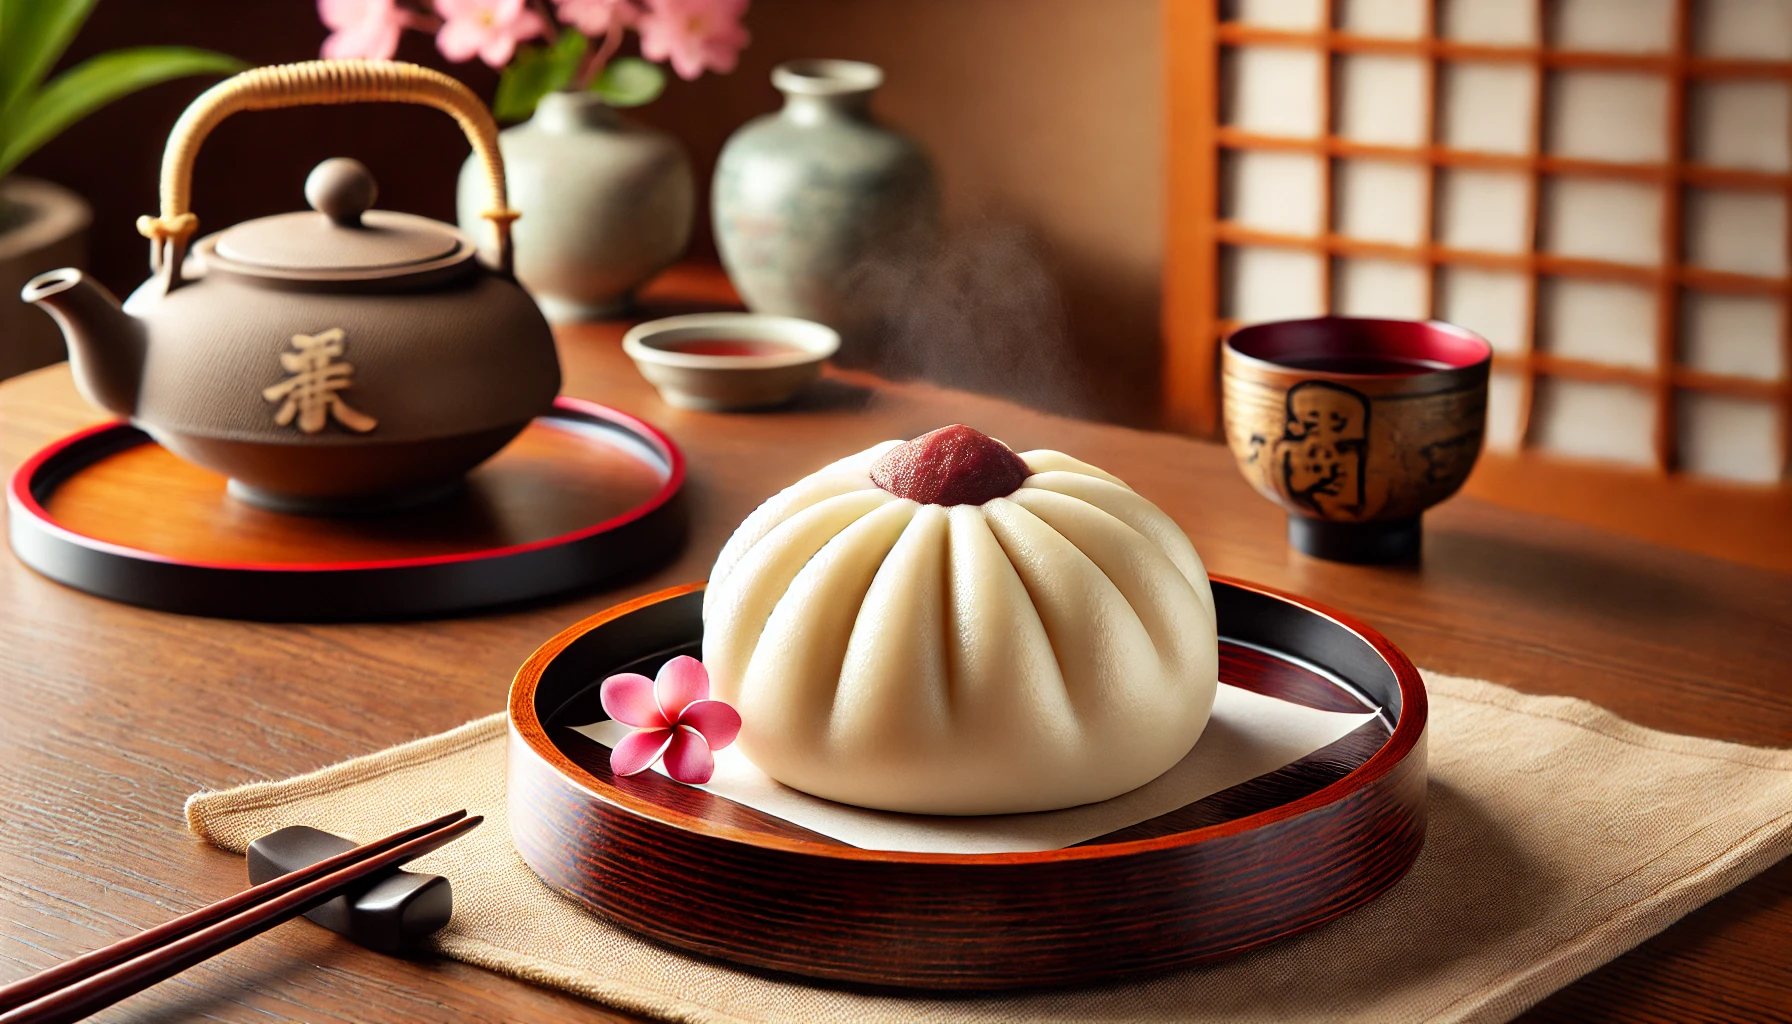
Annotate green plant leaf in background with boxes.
[0,46,245,178]
[591,56,665,108]
[0,0,100,125]
[493,29,588,122]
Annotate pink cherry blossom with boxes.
[636,0,750,81]
[319,0,411,60]
[556,0,637,36]
[600,656,741,785]
[434,0,548,68]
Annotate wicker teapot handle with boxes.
[137,59,518,284]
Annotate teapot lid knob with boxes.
[306,158,378,226]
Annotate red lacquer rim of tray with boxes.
[6,396,686,574]
[509,575,1427,866]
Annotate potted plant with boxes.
[0,1,242,379]
[317,0,749,320]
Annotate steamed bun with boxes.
[702,425,1219,815]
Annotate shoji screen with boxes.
[1165,0,1792,567]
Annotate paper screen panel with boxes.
[1540,178,1667,266]
[1486,370,1528,450]
[1683,188,1789,277]
[1338,0,1427,36]
[1688,80,1791,172]
[1438,266,1532,353]
[1551,0,1676,53]
[1227,0,1327,29]
[1680,291,1785,380]
[1439,0,1538,43]
[1221,247,1327,323]
[1222,47,1325,137]
[1439,63,1539,154]
[1538,278,1661,369]
[1335,159,1428,244]
[1532,379,1660,467]
[1335,54,1430,145]
[1678,391,1786,482]
[1333,257,1431,317]
[1694,0,1792,60]
[1545,71,1672,164]
[1223,150,1326,234]
[1436,169,1532,253]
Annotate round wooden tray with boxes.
[508,577,1427,991]
[7,398,686,620]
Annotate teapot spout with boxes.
[21,268,144,418]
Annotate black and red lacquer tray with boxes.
[507,578,1427,990]
[7,397,685,620]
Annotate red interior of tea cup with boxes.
[1226,317,1491,375]
[656,338,804,358]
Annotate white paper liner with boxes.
[573,683,1379,854]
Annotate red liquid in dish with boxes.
[1277,354,1454,375]
[663,338,802,358]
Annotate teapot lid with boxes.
[205,158,474,280]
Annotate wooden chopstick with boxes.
[0,809,467,1015]
[0,812,481,1024]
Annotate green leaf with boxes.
[493,31,587,122]
[0,0,99,125]
[0,46,244,178]
[590,57,665,109]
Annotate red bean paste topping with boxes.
[870,424,1033,506]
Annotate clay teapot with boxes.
[21,60,560,513]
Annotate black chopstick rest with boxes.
[248,825,451,953]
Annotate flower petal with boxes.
[479,34,519,68]
[635,0,750,80]
[434,18,486,62]
[600,673,667,728]
[556,0,633,34]
[662,725,716,784]
[654,655,709,721]
[608,727,672,777]
[676,699,741,750]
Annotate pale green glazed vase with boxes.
[458,91,694,322]
[712,59,939,363]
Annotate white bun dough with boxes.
[702,440,1219,815]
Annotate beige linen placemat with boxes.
[186,672,1792,1024]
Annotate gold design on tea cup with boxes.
[1222,317,1492,563]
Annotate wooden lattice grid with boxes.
[1165,0,1792,486]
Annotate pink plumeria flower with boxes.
[435,0,548,68]
[601,656,741,785]
[636,0,750,81]
[319,0,411,59]
[556,0,637,36]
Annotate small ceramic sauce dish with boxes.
[622,313,840,411]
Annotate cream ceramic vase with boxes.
[712,60,939,364]
[458,91,693,322]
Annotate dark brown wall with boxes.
[20,0,1162,423]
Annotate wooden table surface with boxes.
[2,267,1789,1024]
